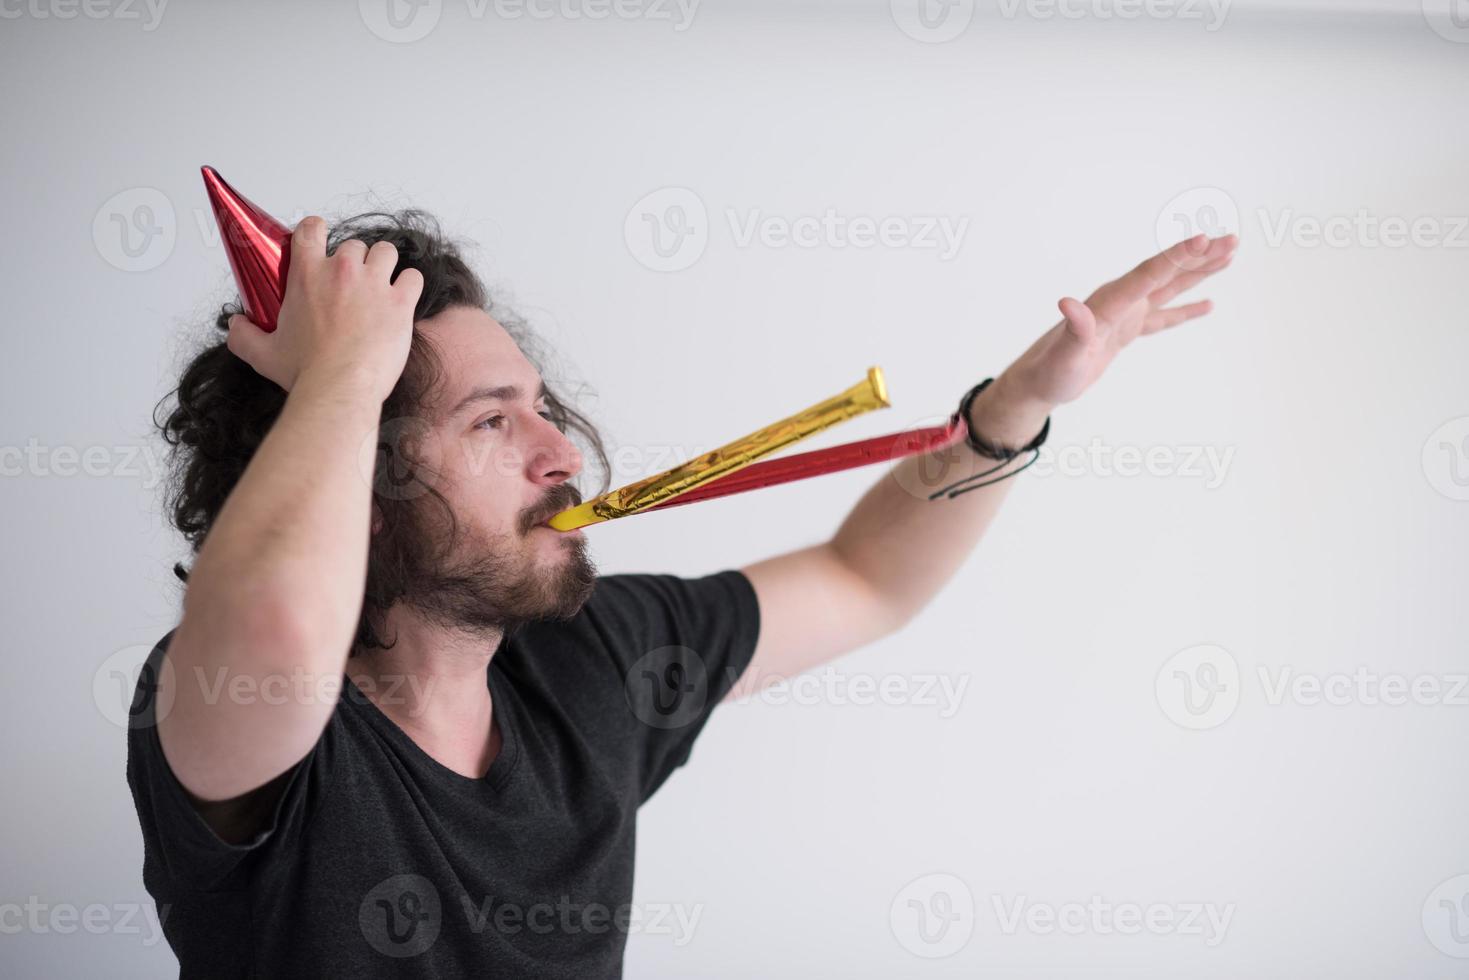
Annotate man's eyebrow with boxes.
[448,380,550,417]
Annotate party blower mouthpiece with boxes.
[200,165,293,332]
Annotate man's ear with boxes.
[371,501,384,535]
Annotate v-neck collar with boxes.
[343,646,521,792]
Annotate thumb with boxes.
[225,313,271,370]
[1058,297,1097,344]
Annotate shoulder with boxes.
[582,568,758,626]
[126,627,178,729]
[504,569,758,682]
[549,568,760,681]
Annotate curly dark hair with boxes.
[153,209,610,653]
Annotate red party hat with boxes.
[200,165,292,332]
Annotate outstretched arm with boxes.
[731,232,1239,698]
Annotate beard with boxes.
[376,481,599,644]
[409,523,598,638]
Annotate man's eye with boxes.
[475,411,555,431]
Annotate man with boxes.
[129,206,1236,976]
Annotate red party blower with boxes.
[201,165,293,333]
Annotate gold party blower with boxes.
[547,368,891,531]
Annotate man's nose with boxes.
[526,420,583,484]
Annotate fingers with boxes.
[1106,233,1235,313]
[1148,241,1238,307]
[393,266,425,306]
[364,240,400,277]
[225,312,268,364]
[1120,233,1208,294]
[1142,298,1213,335]
[334,238,368,263]
[290,216,329,266]
[330,239,402,287]
[284,217,329,303]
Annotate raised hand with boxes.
[1002,232,1238,408]
[224,216,424,401]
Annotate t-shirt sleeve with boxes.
[125,628,339,893]
[590,568,761,803]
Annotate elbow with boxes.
[180,579,348,678]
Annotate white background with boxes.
[2,0,1467,976]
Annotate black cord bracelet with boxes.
[930,377,1052,500]
[953,378,1051,461]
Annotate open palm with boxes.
[1009,232,1239,406]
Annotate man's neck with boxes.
[347,608,506,779]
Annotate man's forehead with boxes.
[420,307,545,417]
[445,377,550,418]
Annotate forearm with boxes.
[747,234,1234,687]
[180,368,383,668]
[830,371,1053,625]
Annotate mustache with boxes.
[523,484,583,533]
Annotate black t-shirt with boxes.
[126,569,761,978]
